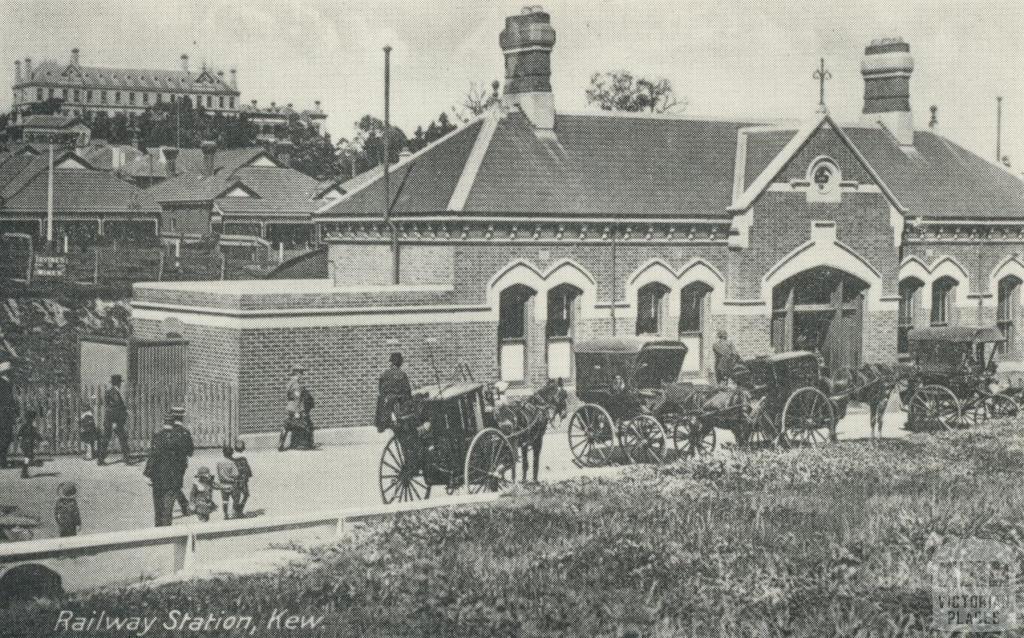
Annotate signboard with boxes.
[33,254,67,278]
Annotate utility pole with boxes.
[610,220,618,336]
[383,44,399,284]
[46,142,54,246]
[996,96,1003,163]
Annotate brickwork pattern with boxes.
[133,318,240,385]
[134,283,457,311]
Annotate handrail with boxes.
[0,493,500,575]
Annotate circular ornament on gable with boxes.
[808,157,841,194]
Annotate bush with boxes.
[5,420,1024,636]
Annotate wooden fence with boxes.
[13,380,238,455]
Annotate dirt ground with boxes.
[1,401,906,540]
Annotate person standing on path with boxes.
[375,352,412,433]
[143,418,189,527]
[169,407,194,516]
[278,365,307,451]
[98,375,132,465]
[0,356,17,469]
[712,330,740,384]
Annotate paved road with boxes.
[0,399,909,539]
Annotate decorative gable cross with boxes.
[813,58,832,110]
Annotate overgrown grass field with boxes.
[7,421,1024,636]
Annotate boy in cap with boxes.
[278,364,307,451]
[231,440,252,517]
[189,467,216,522]
[78,400,97,460]
[54,482,81,537]
[376,352,412,432]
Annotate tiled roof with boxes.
[320,106,1024,222]
[0,151,159,214]
[214,167,322,216]
[17,61,238,95]
[19,114,80,128]
[147,148,271,202]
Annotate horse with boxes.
[493,378,568,483]
[828,364,904,438]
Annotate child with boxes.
[215,445,239,520]
[18,410,41,479]
[189,467,216,522]
[231,440,252,518]
[54,482,81,537]
[78,406,97,461]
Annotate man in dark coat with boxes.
[0,357,17,469]
[278,365,307,451]
[375,352,412,432]
[98,374,132,465]
[169,407,194,516]
[143,417,190,527]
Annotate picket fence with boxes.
[13,380,238,455]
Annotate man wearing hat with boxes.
[712,330,740,384]
[0,355,17,469]
[143,416,190,526]
[98,374,132,465]
[168,407,194,516]
[375,352,412,432]
[278,364,307,451]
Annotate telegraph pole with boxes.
[46,142,54,246]
[383,44,399,284]
[996,96,1003,163]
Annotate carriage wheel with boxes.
[781,387,836,446]
[741,407,781,450]
[567,403,617,467]
[379,435,431,504]
[666,411,715,457]
[619,415,668,465]
[464,428,516,494]
[907,385,960,432]
[965,394,1019,426]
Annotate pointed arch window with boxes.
[997,275,1021,357]
[898,277,924,353]
[930,276,957,326]
[636,282,670,336]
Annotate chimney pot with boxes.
[181,54,189,73]
[14,60,21,83]
[25,57,32,79]
[229,68,237,89]
[200,140,217,176]
[163,146,179,176]
[499,7,556,130]
[860,37,915,146]
[251,99,258,107]
[71,48,79,66]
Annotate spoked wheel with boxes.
[740,406,781,450]
[619,414,668,465]
[379,435,431,504]
[464,428,516,494]
[907,385,960,432]
[781,387,836,446]
[964,393,1020,426]
[667,411,715,457]
[568,403,617,467]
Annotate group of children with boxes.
[188,441,253,522]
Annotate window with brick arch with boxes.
[898,277,924,354]
[680,282,712,334]
[636,282,670,336]
[997,275,1021,357]
[930,276,957,326]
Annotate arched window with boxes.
[546,284,581,381]
[898,277,924,354]
[498,284,536,383]
[636,282,670,336]
[931,276,957,326]
[998,275,1021,357]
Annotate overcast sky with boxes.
[1,0,1020,169]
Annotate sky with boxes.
[0,0,1021,169]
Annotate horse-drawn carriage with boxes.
[903,326,1020,430]
[666,351,840,454]
[567,338,687,467]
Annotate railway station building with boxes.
[132,8,1024,433]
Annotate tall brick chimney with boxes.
[229,68,237,89]
[500,6,556,130]
[24,57,32,80]
[14,60,21,83]
[200,140,217,176]
[860,38,914,146]
[163,147,179,177]
[70,48,79,66]
[181,54,189,74]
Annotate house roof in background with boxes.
[17,60,238,95]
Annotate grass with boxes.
[6,420,1024,636]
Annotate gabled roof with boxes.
[17,61,239,95]
[19,114,81,129]
[0,150,159,214]
[319,105,1024,222]
[213,167,323,216]
[147,147,275,202]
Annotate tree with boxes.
[453,80,501,122]
[585,72,684,114]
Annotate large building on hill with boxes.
[133,8,1024,434]
[11,50,240,121]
